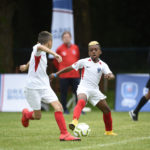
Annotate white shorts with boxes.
[77,86,107,106]
[24,87,58,110]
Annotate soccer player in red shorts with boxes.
[50,41,117,135]
[20,31,80,141]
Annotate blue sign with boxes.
[115,74,150,111]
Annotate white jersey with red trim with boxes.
[25,43,50,89]
[72,57,112,89]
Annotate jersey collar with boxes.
[89,57,101,64]
[64,43,72,48]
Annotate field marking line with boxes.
[63,136,150,150]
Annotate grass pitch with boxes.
[0,111,150,150]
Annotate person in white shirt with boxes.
[50,41,117,136]
[20,31,80,141]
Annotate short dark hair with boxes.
[38,31,52,44]
[61,31,71,39]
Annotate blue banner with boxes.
[53,0,72,10]
[49,0,74,58]
[115,74,150,112]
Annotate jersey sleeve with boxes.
[102,62,112,74]
[72,59,84,71]
[34,43,42,56]
[35,50,41,56]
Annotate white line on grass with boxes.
[63,136,150,150]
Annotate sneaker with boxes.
[60,133,81,141]
[81,111,85,115]
[129,110,138,121]
[64,109,70,115]
[69,119,78,131]
[104,131,117,136]
[21,108,29,127]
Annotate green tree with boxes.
[0,0,16,72]
[73,0,91,57]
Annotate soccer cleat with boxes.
[21,108,29,127]
[60,133,81,141]
[129,110,138,121]
[104,131,117,136]
[69,119,78,131]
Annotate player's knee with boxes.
[54,104,63,112]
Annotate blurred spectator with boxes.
[129,50,150,121]
[53,31,80,114]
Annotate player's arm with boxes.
[102,62,115,80]
[104,73,115,80]
[19,61,29,72]
[37,45,62,63]
[50,66,74,80]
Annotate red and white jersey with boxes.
[53,43,80,78]
[25,43,50,89]
[72,57,112,89]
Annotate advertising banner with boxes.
[0,74,32,112]
[49,0,74,58]
[115,74,150,111]
[0,75,4,111]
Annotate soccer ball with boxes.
[73,123,91,137]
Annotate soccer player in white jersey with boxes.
[50,41,117,135]
[19,31,80,141]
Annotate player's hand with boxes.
[54,54,62,63]
[49,73,57,81]
[19,64,28,72]
[104,73,115,80]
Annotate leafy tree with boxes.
[0,0,16,72]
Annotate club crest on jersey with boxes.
[72,50,76,55]
[62,51,67,56]
[97,68,101,73]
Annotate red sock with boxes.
[54,111,68,134]
[26,111,34,120]
[103,112,112,131]
[73,99,86,120]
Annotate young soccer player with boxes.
[50,41,117,135]
[129,51,150,121]
[20,31,80,141]
[129,79,150,121]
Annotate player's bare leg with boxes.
[96,99,117,136]
[51,101,81,141]
[69,94,87,130]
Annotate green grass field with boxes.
[0,111,150,150]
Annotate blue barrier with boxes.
[115,74,150,112]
